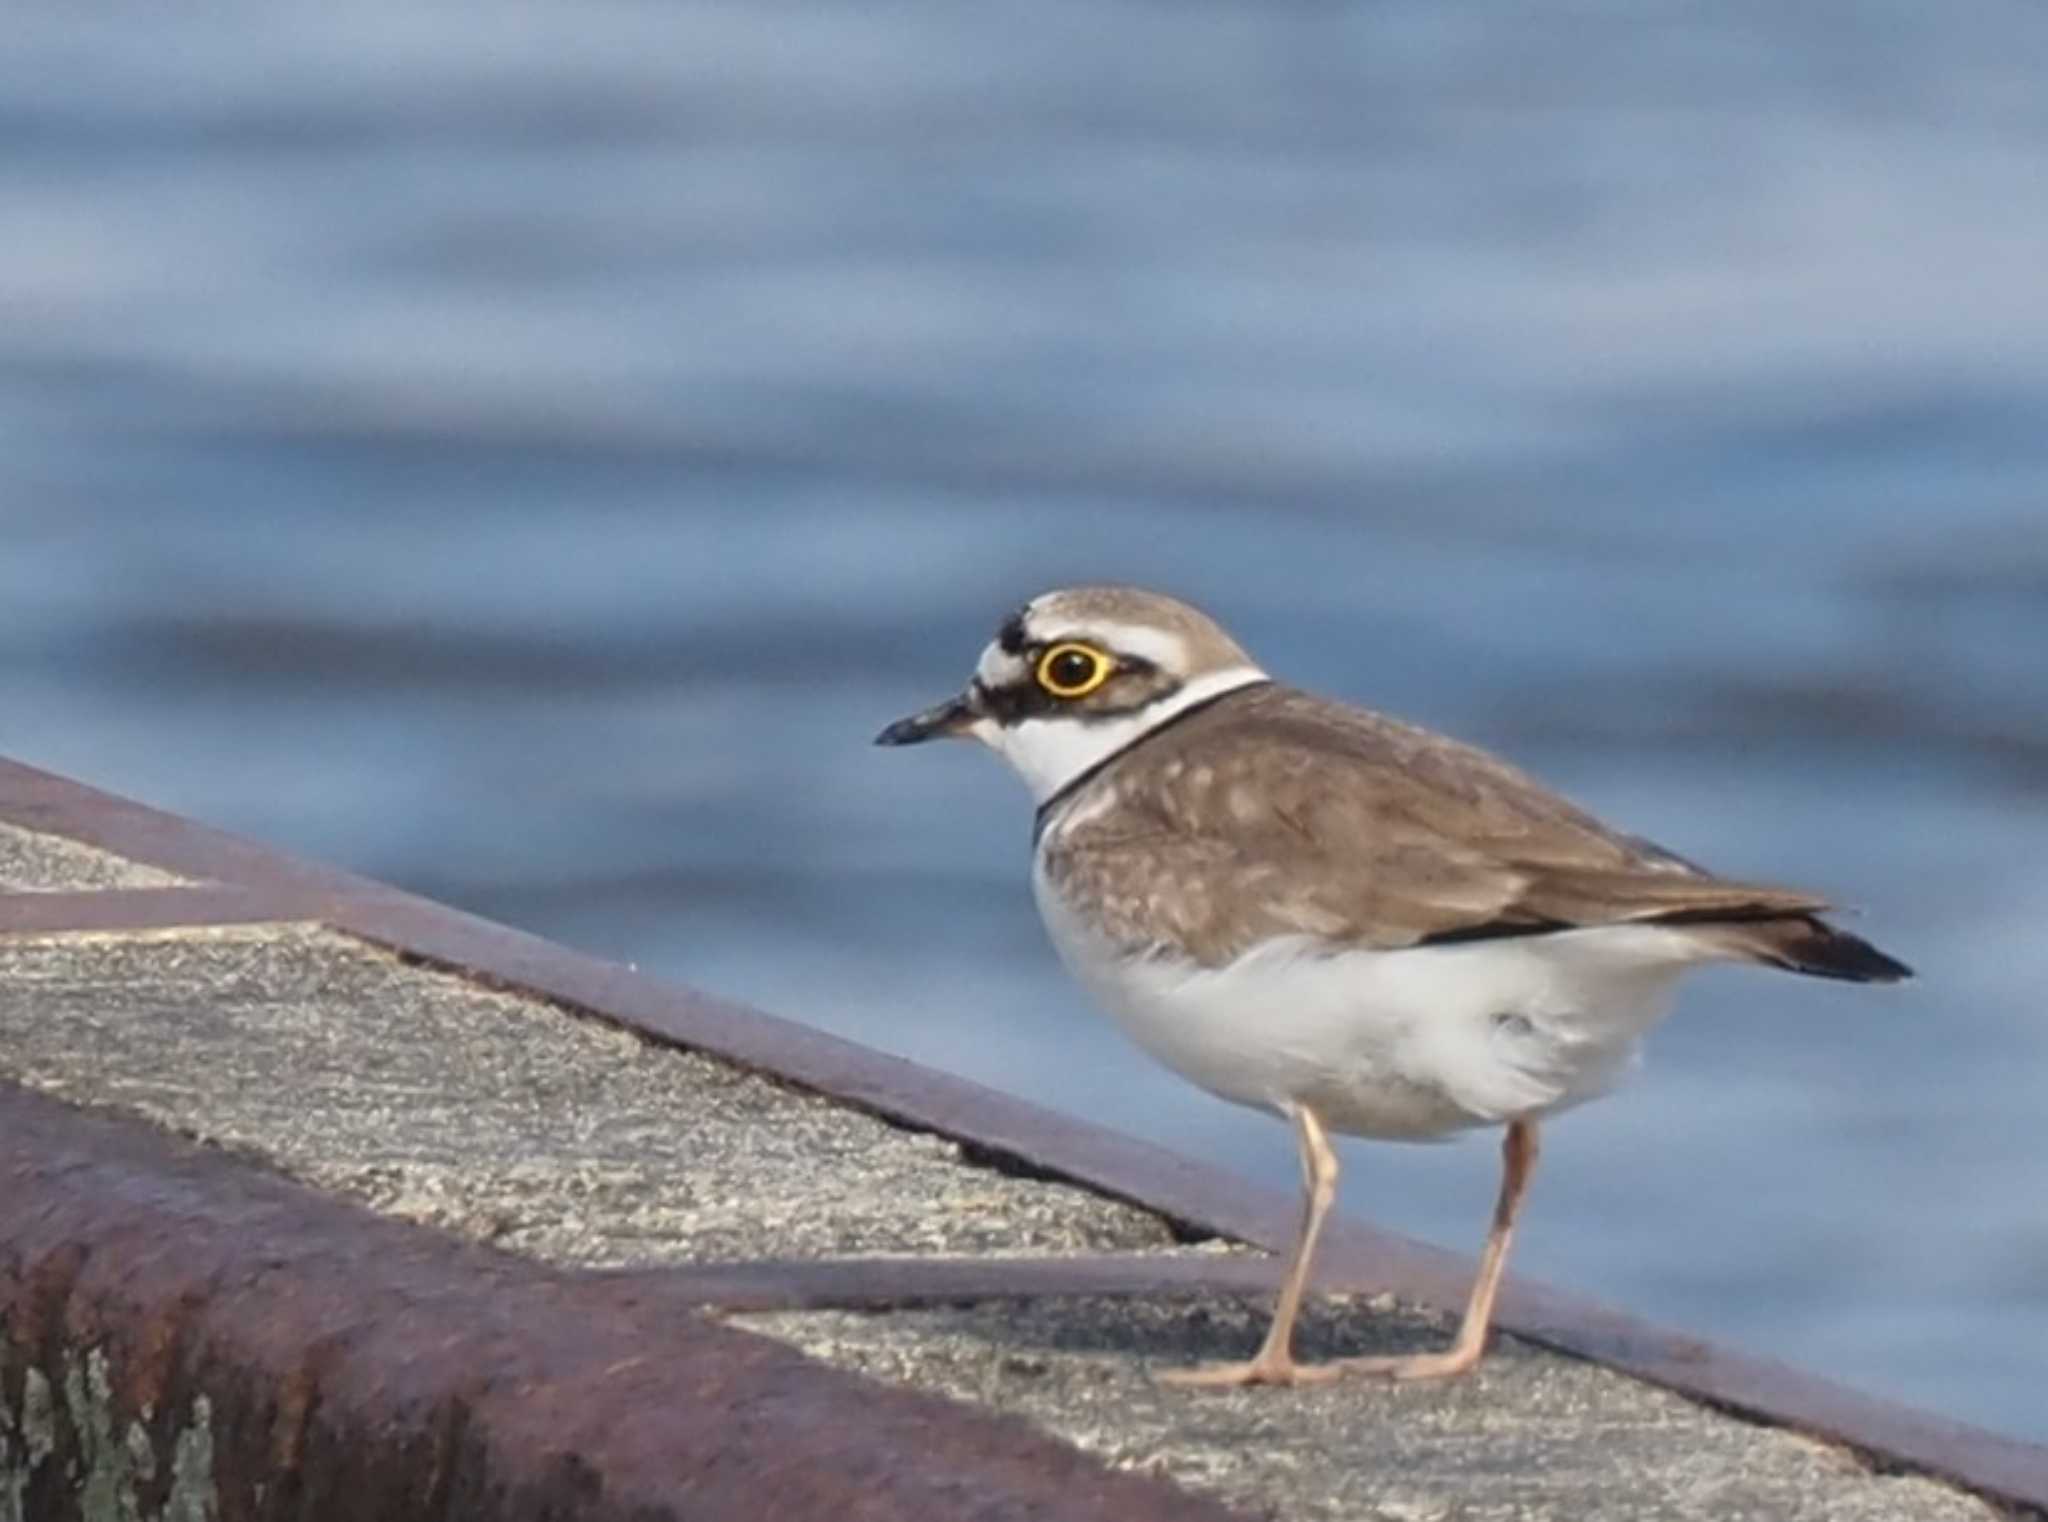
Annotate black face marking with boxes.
[996,609,1029,655]
[975,677,1039,726]
[977,634,1167,729]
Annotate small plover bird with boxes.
[877,585,1910,1388]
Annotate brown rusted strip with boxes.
[600,1253,1293,1313]
[2,755,2045,1512]
[0,1081,1251,1522]
[0,885,328,935]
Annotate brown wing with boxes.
[1042,683,1832,966]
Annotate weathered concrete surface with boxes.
[0,918,2022,1522]
[740,1297,2000,1522]
[0,924,1178,1264]
[0,820,186,892]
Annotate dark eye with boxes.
[1036,642,1112,698]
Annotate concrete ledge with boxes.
[0,755,2042,1520]
[0,924,1179,1266]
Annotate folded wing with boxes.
[1047,684,1910,982]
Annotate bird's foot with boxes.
[1330,1344,1484,1382]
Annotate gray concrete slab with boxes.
[738,1296,2004,1522]
[0,917,2016,1520]
[0,923,1176,1262]
[0,819,187,891]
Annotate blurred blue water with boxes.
[4,2,2047,1441]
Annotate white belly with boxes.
[1032,858,1710,1140]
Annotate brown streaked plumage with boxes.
[1039,679,1905,981]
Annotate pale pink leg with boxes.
[1157,1103,1343,1388]
[1336,1118,1541,1381]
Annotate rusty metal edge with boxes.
[0,1081,1250,1522]
[2,753,2043,1514]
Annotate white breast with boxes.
[1032,853,1713,1140]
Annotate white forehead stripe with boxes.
[1028,617,1190,673]
[975,642,1028,687]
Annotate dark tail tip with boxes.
[1778,919,1914,984]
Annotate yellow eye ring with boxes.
[1036,642,1113,699]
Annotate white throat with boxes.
[971,665,1268,804]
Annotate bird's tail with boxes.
[1687,913,1913,983]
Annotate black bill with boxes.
[874,691,978,746]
